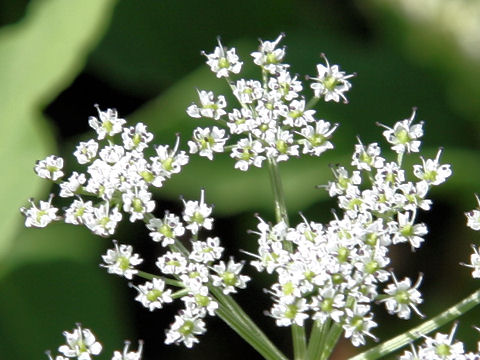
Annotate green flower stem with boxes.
[136,270,184,288]
[215,303,286,360]
[305,96,321,111]
[267,157,290,228]
[171,288,189,299]
[320,321,344,360]
[292,324,307,360]
[349,287,480,360]
[210,287,288,360]
[306,319,330,360]
[397,152,404,167]
[162,238,287,359]
[266,157,307,360]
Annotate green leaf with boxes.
[0,0,117,260]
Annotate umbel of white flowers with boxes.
[25,35,480,359]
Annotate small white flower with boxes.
[232,79,263,104]
[227,108,253,134]
[299,120,338,156]
[343,304,378,347]
[111,341,143,360]
[122,187,155,222]
[270,298,309,327]
[182,190,213,235]
[393,211,428,249]
[88,106,126,140]
[462,245,480,279]
[150,135,189,180]
[165,309,207,348]
[379,108,424,154]
[230,136,266,171]
[58,324,102,360]
[34,155,64,181]
[466,195,480,231]
[122,122,153,152]
[59,172,86,198]
[20,195,58,228]
[251,34,289,74]
[309,54,354,103]
[46,352,69,360]
[265,129,299,163]
[99,145,125,164]
[84,203,122,237]
[399,181,432,212]
[156,251,188,275]
[133,278,173,311]
[147,213,185,247]
[64,198,94,225]
[211,258,250,294]
[268,69,302,101]
[101,241,143,279]
[413,149,452,186]
[188,126,228,160]
[380,273,424,319]
[189,236,224,263]
[280,99,315,127]
[203,38,243,78]
[327,166,362,196]
[420,324,466,360]
[74,139,99,164]
[351,141,385,171]
[182,292,218,317]
[466,209,480,231]
[186,90,227,120]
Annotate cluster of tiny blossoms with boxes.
[396,202,480,359]
[21,108,250,348]
[21,106,188,235]
[464,195,480,279]
[187,34,353,171]
[102,189,250,348]
[249,109,452,346]
[399,324,480,360]
[46,324,142,360]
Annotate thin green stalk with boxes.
[266,156,287,225]
[306,319,330,360]
[319,321,344,360]
[349,287,480,360]
[305,96,320,111]
[267,157,290,227]
[266,157,307,360]
[216,302,287,360]
[136,270,184,288]
[149,209,286,359]
[292,324,307,360]
[211,287,288,360]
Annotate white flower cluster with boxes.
[99,190,250,348]
[399,324,480,360]
[186,34,351,170]
[20,105,189,236]
[464,195,480,279]
[46,324,142,360]
[250,110,451,346]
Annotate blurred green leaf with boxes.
[89,0,296,96]
[360,0,480,127]
[0,259,128,359]
[0,0,117,261]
